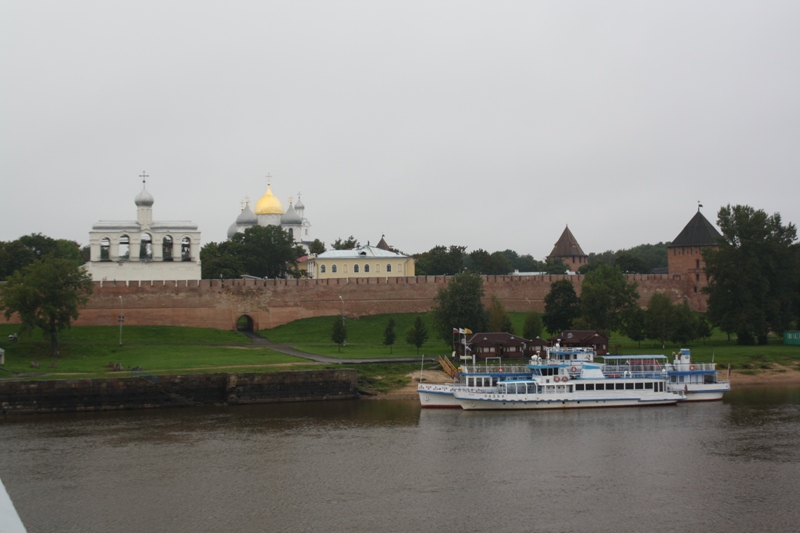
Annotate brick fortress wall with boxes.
[0,274,708,330]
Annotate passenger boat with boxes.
[418,347,596,408]
[417,358,530,408]
[665,348,731,401]
[454,357,683,410]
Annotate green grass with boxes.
[262,313,452,358]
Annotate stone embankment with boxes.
[0,369,358,414]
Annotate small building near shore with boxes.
[306,240,415,279]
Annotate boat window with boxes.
[635,383,644,389]
[615,383,623,390]
[671,376,677,382]
[586,384,595,391]
[576,384,584,391]
[625,383,634,390]
[645,382,653,389]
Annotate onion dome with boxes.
[255,185,284,215]
[236,204,258,226]
[227,221,239,240]
[281,203,302,225]
[135,186,154,207]
[295,197,305,211]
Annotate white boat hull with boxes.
[669,383,731,402]
[417,383,460,408]
[455,391,680,410]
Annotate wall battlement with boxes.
[1,274,706,331]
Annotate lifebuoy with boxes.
[562,375,569,382]
[570,366,578,373]
[554,376,561,382]
[690,365,695,371]
[498,367,504,372]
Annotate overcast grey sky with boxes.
[2,1,798,260]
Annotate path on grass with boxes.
[241,331,437,365]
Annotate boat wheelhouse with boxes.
[666,348,731,401]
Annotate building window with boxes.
[163,235,173,261]
[397,263,402,273]
[354,264,360,273]
[364,264,370,273]
[344,264,349,273]
[140,233,153,261]
[100,237,110,261]
[696,259,700,269]
[386,264,392,273]
[119,235,130,261]
[332,265,337,273]
[375,264,380,273]
[181,237,191,261]
[320,264,326,273]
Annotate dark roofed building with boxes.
[464,332,544,360]
[668,209,722,299]
[548,225,588,272]
[547,330,609,355]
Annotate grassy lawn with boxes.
[2,315,797,385]
[0,324,308,379]
[262,313,452,358]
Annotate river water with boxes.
[1,387,799,533]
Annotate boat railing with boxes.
[670,363,717,371]
[463,364,529,374]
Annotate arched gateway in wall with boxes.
[236,315,254,332]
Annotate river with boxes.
[1,386,799,533]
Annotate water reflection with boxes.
[1,388,799,533]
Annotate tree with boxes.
[579,263,639,334]
[200,240,246,279]
[415,245,466,276]
[621,306,647,347]
[615,252,650,274]
[406,315,429,355]
[704,205,799,345]
[488,295,514,333]
[431,271,488,342]
[1,234,85,280]
[309,239,326,255]
[670,302,699,346]
[543,257,568,275]
[522,310,543,340]
[542,279,580,334]
[332,236,359,250]
[201,226,300,280]
[645,292,675,349]
[331,315,347,352]
[383,318,397,354]
[1,256,94,357]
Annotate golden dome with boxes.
[254,185,284,215]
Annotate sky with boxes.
[2,1,799,260]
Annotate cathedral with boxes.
[227,178,313,252]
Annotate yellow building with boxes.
[308,243,415,279]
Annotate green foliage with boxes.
[309,239,326,255]
[431,271,488,342]
[621,306,647,347]
[645,292,675,348]
[383,318,397,353]
[405,315,429,354]
[201,225,301,279]
[0,233,85,280]
[331,315,347,351]
[488,295,514,333]
[543,257,569,275]
[414,245,466,275]
[332,236,360,250]
[468,249,513,275]
[614,252,650,274]
[522,310,543,340]
[583,243,668,274]
[1,256,94,356]
[579,263,639,334]
[704,204,799,345]
[543,279,580,334]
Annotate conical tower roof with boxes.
[669,210,722,247]
[376,235,391,251]
[549,226,586,258]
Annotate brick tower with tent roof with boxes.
[548,225,588,272]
